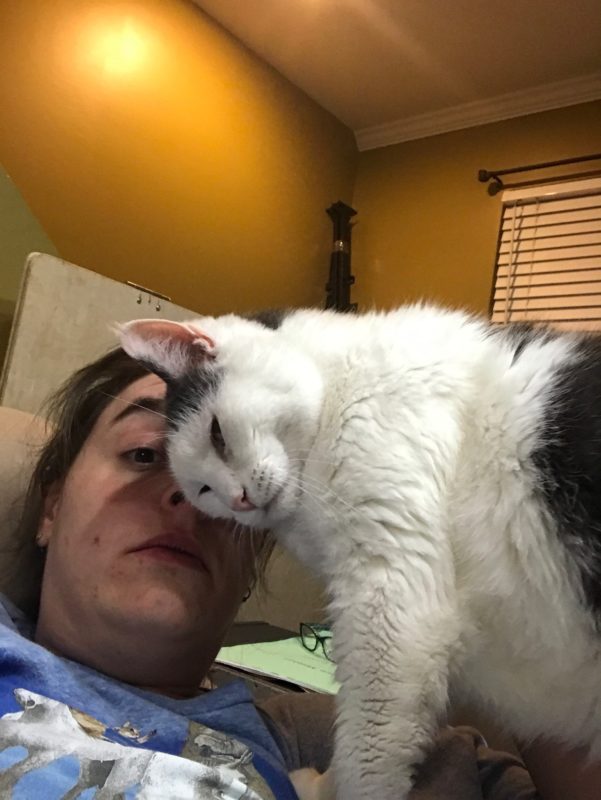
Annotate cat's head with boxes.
[118,316,323,528]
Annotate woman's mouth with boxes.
[131,533,208,572]
[134,545,206,571]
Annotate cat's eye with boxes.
[210,416,226,455]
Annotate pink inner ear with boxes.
[119,318,216,378]
[128,319,197,345]
[127,320,215,353]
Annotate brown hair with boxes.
[13,347,274,619]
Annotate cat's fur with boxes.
[119,306,601,799]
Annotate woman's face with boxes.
[35,373,255,683]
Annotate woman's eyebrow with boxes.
[110,396,167,426]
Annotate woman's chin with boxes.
[109,580,210,638]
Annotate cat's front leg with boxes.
[331,570,458,800]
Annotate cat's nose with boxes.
[231,489,257,512]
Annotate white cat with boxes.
[119,306,601,799]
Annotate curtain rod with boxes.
[478,153,601,196]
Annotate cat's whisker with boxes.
[283,478,335,518]
[285,449,327,458]
[284,449,314,455]
[291,471,366,520]
[287,457,339,467]
[276,469,356,521]
[231,521,242,548]
[270,468,333,517]
[146,430,170,441]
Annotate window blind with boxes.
[490,177,601,331]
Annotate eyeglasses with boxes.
[300,622,334,662]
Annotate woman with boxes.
[0,347,536,798]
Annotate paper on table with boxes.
[216,637,340,694]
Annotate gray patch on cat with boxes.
[166,366,223,429]
[488,321,560,365]
[243,309,289,330]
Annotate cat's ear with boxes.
[117,318,215,382]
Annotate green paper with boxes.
[216,637,339,694]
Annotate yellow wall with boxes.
[0,0,357,315]
[2,0,599,321]
[0,170,57,305]
[353,101,601,314]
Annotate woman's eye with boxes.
[124,447,164,468]
[210,416,226,454]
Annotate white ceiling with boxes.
[193,0,601,149]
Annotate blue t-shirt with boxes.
[0,596,298,799]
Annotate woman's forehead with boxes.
[97,374,167,431]
[118,374,167,405]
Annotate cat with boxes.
[119,305,601,799]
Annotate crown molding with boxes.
[355,73,601,151]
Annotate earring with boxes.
[35,533,47,549]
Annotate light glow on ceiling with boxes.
[87,17,149,76]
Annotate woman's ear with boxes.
[37,483,62,548]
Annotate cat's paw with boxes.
[289,767,336,800]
